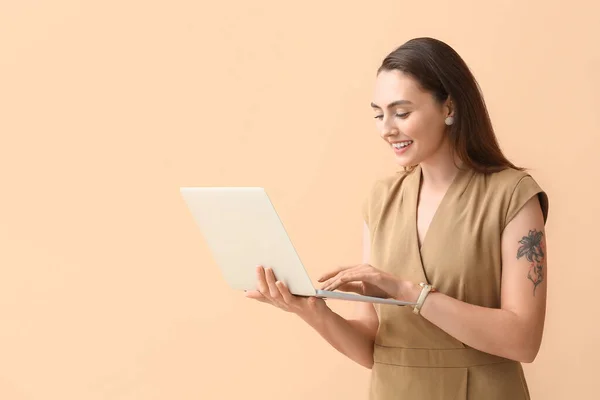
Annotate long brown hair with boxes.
[378,37,522,173]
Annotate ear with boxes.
[444,97,455,118]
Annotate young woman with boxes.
[245,37,549,399]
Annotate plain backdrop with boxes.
[1,0,598,399]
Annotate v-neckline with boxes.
[410,164,470,281]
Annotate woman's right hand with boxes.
[245,265,328,319]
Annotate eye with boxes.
[373,112,410,120]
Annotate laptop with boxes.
[179,186,415,306]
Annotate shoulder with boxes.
[365,168,415,207]
[473,167,549,228]
[369,168,415,194]
[478,167,535,191]
[362,168,414,225]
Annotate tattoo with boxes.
[516,229,545,296]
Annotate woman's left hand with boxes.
[318,263,418,303]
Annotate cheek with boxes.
[403,114,444,143]
[402,115,431,139]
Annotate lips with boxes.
[392,140,413,149]
[392,140,413,154]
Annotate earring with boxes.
[445,116,454,126]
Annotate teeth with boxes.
[393,141,413,149]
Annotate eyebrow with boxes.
[370,100,413,109]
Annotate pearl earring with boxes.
[445,116,454,126]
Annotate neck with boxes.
[418,140,463,189]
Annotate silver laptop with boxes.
[180,187,415,306]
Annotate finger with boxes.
[334,282,364,294]
[326,270,383,292]
[264,268,289,309]
[256,266,272,300]
[320,274,345,290]
[319,270,349,289]
[319,264,370,287]
[322,279,341,292]
[317,265,356,282]
[265,268,281,299]
[323,271,367,291]
[244,290,270,303]
[276,281,295,304]
[320,266,360,289]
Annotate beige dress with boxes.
[362,164,549,399]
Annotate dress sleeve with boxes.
[361,177,386,230]
[362,181,376,227]
[504,174,549,229]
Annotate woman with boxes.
[245,37,549,399]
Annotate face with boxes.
[371,69,453,167]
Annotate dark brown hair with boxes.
[378,37,522,173]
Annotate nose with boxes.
[380,117,399,141]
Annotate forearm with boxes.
[418,291,541,363]
[298,307,375,368]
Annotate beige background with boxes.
[1,0,598,399]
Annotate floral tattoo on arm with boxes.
[516,229,545,296]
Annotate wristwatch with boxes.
[413,282,437,315]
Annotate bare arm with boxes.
[299,304,377,368]
[247,221,379,368]
[416,196,547,362]
[300,221,378,368]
